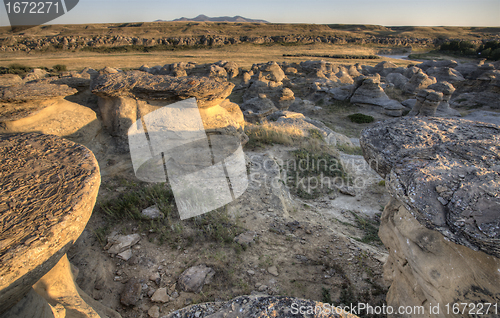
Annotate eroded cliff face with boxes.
[360,117,500,317]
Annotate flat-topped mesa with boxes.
[361,117,500,256]
[91,70,234,108]
[360,118,500,313]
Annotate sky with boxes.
[0,0,499,27]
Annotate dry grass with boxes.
[244,121,305,148]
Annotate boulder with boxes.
[402,69,437,95]
[407,89,443,117]
[23,68,48,82]
[373,61,398,77]
[425,66,464,83]
[360,117,500,314]
[328,84,356,101]
[209,64,227,78]
[0,74,23,88]
[350,75,404,116]
[336,67,354,84]
[418,59,458,71]
[403,65,421,79]
[287,98,321,114]
[240,95,278,122]
[255,61,286,83]
[386,73,408,89]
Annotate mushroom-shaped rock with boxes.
[0,83,99,147]
[361,117,500,257]
[428,81,460,117]
[0,133,119,317]
[407,89,443,117]
[91,71,240,150]
[360,117,500,310]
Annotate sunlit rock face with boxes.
[360,117,500,317]
[91,71,246,151]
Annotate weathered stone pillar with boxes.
[0,133,120,318]
[361,117,500,317]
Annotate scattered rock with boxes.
[151,288,170,303]
[120,278,142,306]
[141,205,163,219]
[106,234,141,255]
[267,266,279,277]
[234,231,257,247]
[178,265,215,293]
[148,305,160,318]
[407,89,443,116]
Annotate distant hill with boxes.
[158,15,268,23]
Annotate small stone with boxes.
[151,288,170,303]
[268,266,279,277]
[178,265,215,293]
[258,284,268,292]
[120,278,142,306]
[142,205,163,219]
[171,291,179,298]
[268,208,274,212]
[437,197,448,205]
[149,272,160,283]
[117,249,133,261]
[195,312,201,318]
[148,305,160,318]
[247,270,255,276]
[106,234,141,255]
[305,229,312,234]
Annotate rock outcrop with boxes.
[427,81,460,117]
[361,118,500,316]
[91,71,245,150]
[407,89,443,117]
[402,69,437,95]
[350,75,404,116]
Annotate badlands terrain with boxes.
[0,22,500,318]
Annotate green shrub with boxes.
[347,113,374,124]
[53,64,67,72]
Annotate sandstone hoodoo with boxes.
[0,132,120,317]
[360,117,500,314]
[91,70,245,151]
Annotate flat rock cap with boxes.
[360,117,500,258]
[91,70,234,108]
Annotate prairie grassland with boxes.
[0,42,416,70]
